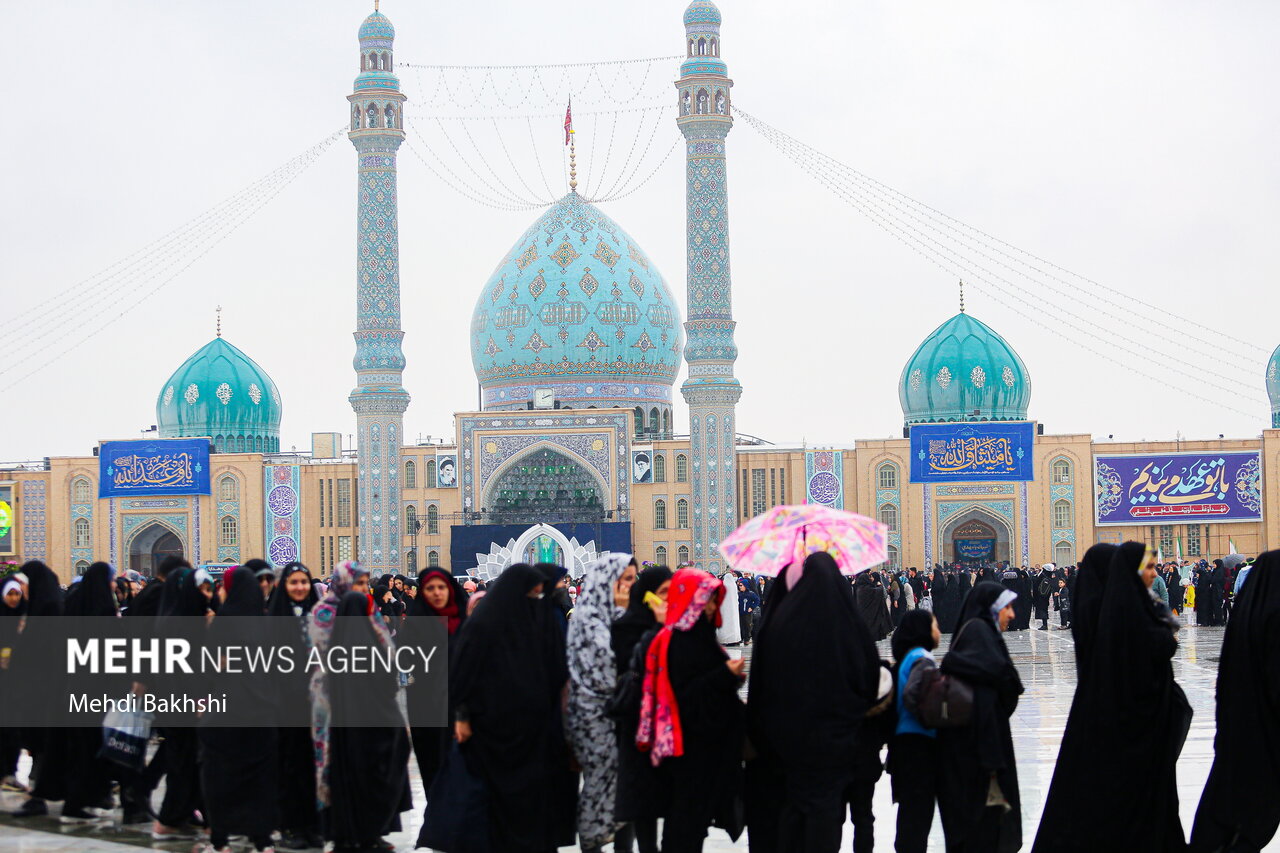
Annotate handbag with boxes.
[98,701,152,772]
[914,620,976,728]
[420,742,490,853]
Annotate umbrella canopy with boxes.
[719,504,888,577]
[1223,554,1248,570]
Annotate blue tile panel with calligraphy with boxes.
[909,423,1035,484]
[1094,452,1263,526]
[99,439,211,498]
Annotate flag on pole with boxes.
[1229,539,1238,555]
[564,100,574,145]
[1175,537,1183,565]
[1157,546,1164,566]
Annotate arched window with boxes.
[404,460,417,489]
[406,550,418,573]
[384,105,396,128]
[428,550,440,568]
[1053,500,1073,529]
[677,545,690,565]
[688,38,695,58]
[218,475,238,502]
[649,408,661,435]
[426,504,439,535]
[654,499,667,530]
[876,463,899,491]
[425,459,437,486]
[886,545,900,570]
[1052,458,1072,485]
[633,406,645,437]
[352,105,362,130]
[662,410,672,438]
[676,454,689,483]
[366,104,378,128]
[220,516,238,547]
[696,89,709,114]
[1054,541,1075,566]
[377,52,385,70]
[653,454,666,483]
[711,38,719,56]
[74,517,91,548]
[74,560,90,575]
[698,37,707,55]
[405,505,418,535]
[677,499,690,529]
[72,477,92,503]
[655,545,668,565]
[880,499,901,532]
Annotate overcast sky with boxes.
[2,0,1278,462]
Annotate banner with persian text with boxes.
[1094,452,1263,526]
[99,439,211,498]
[909,423,1035,483]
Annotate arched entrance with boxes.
[940,507,1013,565]
[483,445,609,524]
[128,522,185,576]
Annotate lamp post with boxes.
[409,518,421,574]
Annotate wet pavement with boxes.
[2,623,1273,852]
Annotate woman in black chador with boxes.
[1035,542,1191,852]
[936,581,1024,853]
[853,571,893,641]
[266,562,320,850]
[200,566,279,853]
[1190,550,1280,853]
[746,553,881,853]
[448,563,574,852]
[611,565,673,853]
[1030,543,1115,852]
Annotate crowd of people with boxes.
[0,542,1275,853]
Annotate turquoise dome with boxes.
[156,337,282,454]
[899,312,1031,425]
[470,192,683,414]
[359,11,395,42]
[684,0,722,27]
[1268,344,1280,428]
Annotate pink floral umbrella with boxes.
[719,504,888,576]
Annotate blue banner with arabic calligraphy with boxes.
[909,423,1035,483]
[1094,452,1262,526]
[99,439,211,498]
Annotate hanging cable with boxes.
[737,108,1268,366]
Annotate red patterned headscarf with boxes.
[635,568,725,765]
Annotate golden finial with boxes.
[959,280,966,314]
[216,305,223,337]
[374,0,380,11]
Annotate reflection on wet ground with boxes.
[2,625,1271,851]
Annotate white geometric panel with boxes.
[469,522,608,581]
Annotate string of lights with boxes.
[8,129,345,332]
[403,130,548,212]
[737,108,1268,367]
[1,130,342,390]
[737,108,1267,416]
[4,129,345,362]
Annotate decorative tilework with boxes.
[935,484,1016,496]
[805,451,844,509]
[349,12,410,575]
[263,465,301,567]
[21,481,46,561]
[1019,481,1031,565]
[937,500,1015,525]
[126,499,187,509]
[922,484,933,568]
[678,8,739,573]
[70,484,93,568]
[1049,484,1074,501]
[458,412,630,525]
[216,474,240,564]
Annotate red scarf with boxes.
[419,570,462,635]
[636,568,725,765]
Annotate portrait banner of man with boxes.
[436,454,458,488]
[632,450,653,484]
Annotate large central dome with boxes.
[899,311,1031,425]
[470,192,683,422]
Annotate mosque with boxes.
[3,2,1280,580]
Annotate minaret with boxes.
[676,0,740,573]
[348,5,409,575]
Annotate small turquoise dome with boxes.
[359,11,394,42]
[1268,344,1280,428]
[470,192,683,414]
[157,337,282,454]
[900,312,1031,425]
[684,0,722,27]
